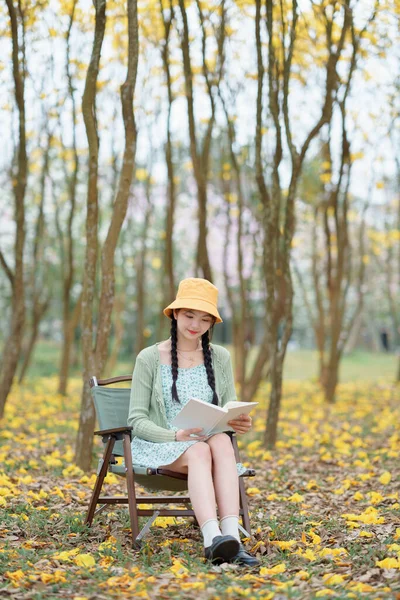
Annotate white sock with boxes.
[220,515,240,542]
[200,518,222,547]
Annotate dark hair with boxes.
[170,311,219,406]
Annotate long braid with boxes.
[170,316,180,403]
[202,330,219,406]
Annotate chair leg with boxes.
[231,435,251,537]
[123,432,140,547]
[85,436,115,527]
[239,476,251,536]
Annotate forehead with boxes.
[182,309,212,318]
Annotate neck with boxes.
[174,335,201,352]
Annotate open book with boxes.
[171,398,258,436]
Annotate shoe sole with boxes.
[209,538,240,564]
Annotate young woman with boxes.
[128,278,259,566]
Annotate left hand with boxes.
[228,414,252,435]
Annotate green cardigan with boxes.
[127,343,238,443]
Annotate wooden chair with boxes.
[85,375,256,547]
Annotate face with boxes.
[173,309,214,343]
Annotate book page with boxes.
[209,401,258,435]
[171,397,226,435]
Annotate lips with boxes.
[188,330,198,335]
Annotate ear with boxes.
[173,309,179,320]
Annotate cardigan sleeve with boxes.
[127,355,175,443]
[220,350,238,407]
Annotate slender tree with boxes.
[18,127,52,383]
[75,0,139,470]
[255,0,356,446]
[159,0,176,304]
[177,0,226,281]
[0,0,27,417]
[58,0,81,395]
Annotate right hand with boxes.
[176,428,206,442]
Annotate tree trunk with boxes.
[263,344,283,447]
[159,0,176,305]
[105,292,125,376]
[75,0,107,470]
[59,294,82,394]
[135,187,152,356]
[57,0,80,396]
[0,0,27,418]
[18,298,50,383]
[75,0,138,470]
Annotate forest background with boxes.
[0,0,399,468]
[1,1,400,598]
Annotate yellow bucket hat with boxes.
[163,278,223,323]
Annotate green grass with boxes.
[24,339,399,383]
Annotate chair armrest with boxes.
[94,426,133,436]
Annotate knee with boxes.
[187,441,212,464]
[208,433,235,456]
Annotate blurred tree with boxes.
[57,0,82,396]
[255,0,359,445]
[159,0,177,305]
[178,0,226,281]
[18,126,53,383]
[0,0,28,418]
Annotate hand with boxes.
[227,414,252,435]
[176,427,206,442]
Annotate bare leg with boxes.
[206,433,239,518]
[159,442,217,526]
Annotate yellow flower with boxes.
[316,590,336,597]
[169,558,189,577]
[53,548,80,562]
[379,471,391,485]
[353,492,364,500]
[359,531,374,538]
[296,570,310,580]
[40,571,67,584]
[287,493,304,503]
[5,570,25,586]
[368,491,384,505]
[319,547,348,559]
[180,582,206,590]
[347,581,375,592]
[323,573,347,585]
[271,540,297,550]
[74,554,95,568]
[246,487,261,496]
[376,557,400,569]
[260,562,286,576]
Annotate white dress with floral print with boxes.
[130,363,246,475]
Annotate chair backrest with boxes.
[91,385,131,457]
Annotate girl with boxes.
[128,278,259,566]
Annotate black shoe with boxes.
[231,543,261,567]
[204,535,240,564]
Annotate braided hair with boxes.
[201,329,219,406]
[170,312,219,406]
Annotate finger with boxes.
[188,428,204,434]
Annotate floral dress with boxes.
[130,363,246,475]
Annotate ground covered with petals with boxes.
[0,377,399,599]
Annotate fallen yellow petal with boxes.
[74,554,95,568]
[260,562,286,576]
[379,471,391,485]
